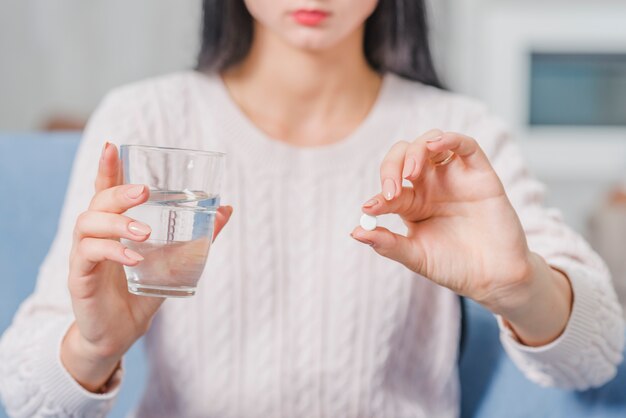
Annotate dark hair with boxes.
[197,0,442,88]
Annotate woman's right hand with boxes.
[61,142,233,392]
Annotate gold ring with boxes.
[431,151,455,167]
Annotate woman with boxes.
[1,1,624,417]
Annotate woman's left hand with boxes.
[352,129,572,346]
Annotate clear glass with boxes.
[120,145,225,298]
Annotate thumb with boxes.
[350,225,422,272]
[95,141,122,193]
[212,205,233,241]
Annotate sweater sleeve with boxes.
[0,87,151,417]
[467,108,625,390]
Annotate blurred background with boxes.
[1,0,626,416]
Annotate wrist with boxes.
[487,252,573,346]
[476,251,540,317]
[486,252,545,316]
[60,322,122,393]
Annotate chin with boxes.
[245,0,378,54]
[286,30,339,51]
[280,19,363,52]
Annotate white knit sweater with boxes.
[1,72,624,418]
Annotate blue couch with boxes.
[1,133,625,418]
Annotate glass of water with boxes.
[119,145,225,298]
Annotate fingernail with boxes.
[352,236,374,246]
[124,248,144,261]
[382,178,396,201]
[362,198,379,208]
[402,157,416,179]
[126,185,145,199]
[101,141,110,160]
[426,135,443,143]
[128,221,151,236]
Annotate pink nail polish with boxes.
[382,178,396,201]
[402,157,416,179]
[101,141,110,160]
[426,135,443,143]
[124,248,144,261]
[126,185,145,199]
[128,221,151,236]
[362,198,379,208]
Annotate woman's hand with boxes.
[351,129,572,346]
[61,142,233,392]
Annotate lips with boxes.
[292,9,329,26]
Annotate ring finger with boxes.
[71,237,143,277]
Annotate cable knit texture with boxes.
[0,71,623,418]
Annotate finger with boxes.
[361,187,428,221]
[95,142,122,193]
[425,132,491,171]
[401,129,443,181]
[72,237,143,276]
[75,211,152,241]
[212,205,233,241]
[351,226,422,272]
[380,141,409,201]
[88,184,149,213]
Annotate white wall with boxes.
[0,0,202,130]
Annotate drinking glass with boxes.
[119,145,225,298]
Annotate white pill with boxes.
[360,213,377,231]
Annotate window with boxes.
[529,52,626,126]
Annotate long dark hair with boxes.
[197,0,442,88]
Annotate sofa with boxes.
[1,133,625,418]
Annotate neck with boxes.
[221,24,382,146]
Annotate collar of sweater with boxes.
[192,71,414,174]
